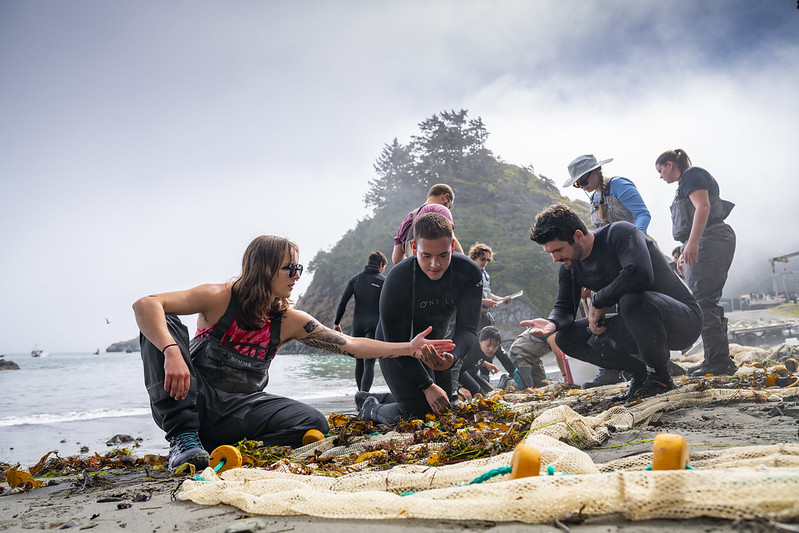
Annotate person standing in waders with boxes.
[656,149,737,376]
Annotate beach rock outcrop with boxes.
[0,359,20,370]
[106,338,141,352]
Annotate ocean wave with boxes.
[0,408,152,427]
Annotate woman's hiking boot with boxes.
[168,431,209,473]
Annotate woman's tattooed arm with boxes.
[299,318,355,357]
[298,318,399,358]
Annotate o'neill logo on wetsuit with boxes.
[418,297,456,309]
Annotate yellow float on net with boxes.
[651,433,689,470]
[209,444,243,473]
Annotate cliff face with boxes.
[295,277,342,330]
[106,337,141,352]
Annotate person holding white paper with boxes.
[467,242,517,383]
[468,243,512,330]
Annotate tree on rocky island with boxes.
[364,138,421,211]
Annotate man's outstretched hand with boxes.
[418,344,454,371]
[410,325,455,360]
[520,318,556,338]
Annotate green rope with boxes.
[591,438,655,450]
[193,457,226,481]
[400,465,515,497]
[593,439,740,451]
[467,466,512,484]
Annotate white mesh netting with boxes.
[179,374,799,523]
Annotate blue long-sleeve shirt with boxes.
[590,177,651,233]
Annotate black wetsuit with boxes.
[550,221,702,378]
[458,342,519,396]
[368,253,482,423]
[333,264,385,391]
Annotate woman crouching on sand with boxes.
[133,235,454,473]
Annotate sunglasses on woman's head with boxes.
[282,263,304,277]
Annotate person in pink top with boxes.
[392,183,464,264]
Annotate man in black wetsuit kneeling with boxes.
[522,204,702,399]
[357,212,483,424]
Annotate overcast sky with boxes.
[1,0,797,353]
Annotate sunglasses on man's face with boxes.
[282,263,304,277]
[573,171,592,188]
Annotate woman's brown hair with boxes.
[655,149,692,174]
[231,235,296,330]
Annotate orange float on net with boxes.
[302,429,326,445]
[651,433,689,470]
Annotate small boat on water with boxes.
[31,346,48,358]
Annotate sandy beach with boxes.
[3,308,799,532]
[4,390,797,532]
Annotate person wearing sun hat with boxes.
[565,154,651,234]
[564,154,653,388]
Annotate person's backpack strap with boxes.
[403,204,426,257]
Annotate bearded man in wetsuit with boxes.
[357,212,483,424]
[522,204,701,399]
